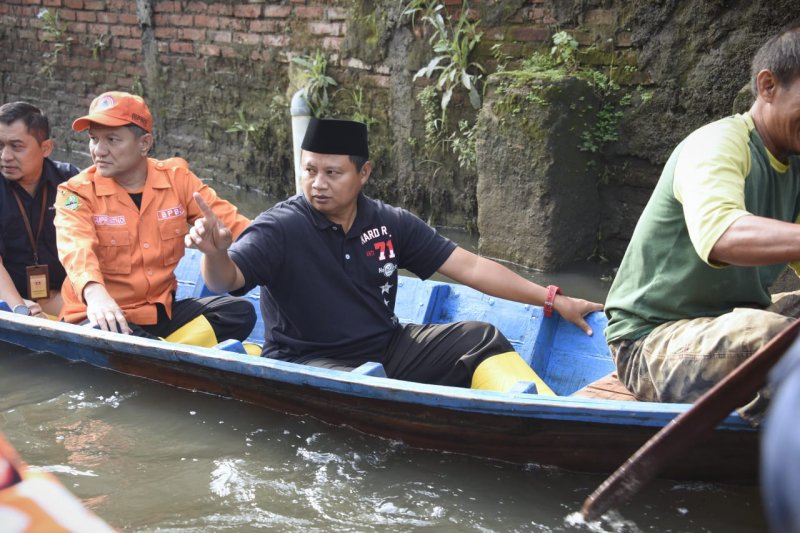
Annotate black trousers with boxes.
[297,321,514,388]
[132,295,256,343]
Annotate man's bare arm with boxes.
[709,215,800,266]
[438,247,603,335]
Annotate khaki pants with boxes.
[609,292,800,425]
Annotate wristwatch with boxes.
[12,304,31,316]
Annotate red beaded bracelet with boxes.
[543,284,562,318]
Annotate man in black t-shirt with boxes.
[0,102,78,318]
[187,118,602,390]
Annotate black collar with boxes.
[302,192,375,236]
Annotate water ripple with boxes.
[34,464,98,477]
[209,458,257,502]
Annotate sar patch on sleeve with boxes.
[64,194,80,211]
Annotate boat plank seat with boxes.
[570,372,637,401]
[509,381,538,394]
[352,362,387,377]
[215,339,248,354]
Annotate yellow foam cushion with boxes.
[165,315,218,348]
[471,351,556,395]
[243,342,262,356]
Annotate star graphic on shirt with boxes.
[384,299,390,307]
[380,282,393,295]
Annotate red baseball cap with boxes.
[72,91,153,133]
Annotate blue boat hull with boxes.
[0,251,758,480]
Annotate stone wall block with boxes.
[476,76,600,270]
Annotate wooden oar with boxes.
[581,318,800,521]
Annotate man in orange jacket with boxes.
[54,91,255,345]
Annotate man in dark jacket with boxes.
[0,102,78,318]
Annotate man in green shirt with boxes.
[605,26,800,422]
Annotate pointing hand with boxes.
[185,192,233,254]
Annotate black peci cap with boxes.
[301,118,369,159]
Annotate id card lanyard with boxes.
[11,183,51,299]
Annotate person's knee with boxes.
[609,337,661,401]
[230,299,257,335]
[206,297,256,341]
[234,299,257,328]
[464,320,514,353]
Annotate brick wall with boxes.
[0,0,630,217]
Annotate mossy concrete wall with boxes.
[594,0,800,261]
[476,0,800,266]
[476,77,600,269]
[2,0,800,269]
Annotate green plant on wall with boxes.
[91,33,111,60]
[226,109,265,147]
[37,8,73,79]
[220,92,292,194]
[448,119,477,169]
[493,49,567,106]
[550,30,579,71]
[130,77,145,97]
[345,2,391,64]
[402,0,440,29]
[404,0,485,170]
[224,94,290,151]
[494,31,643,157]
[292,50,338,117]
[579,103,623,153]
[418,84,443,151]
[574,65,635,156]
[346,87,378,129]
[410,1,484,117]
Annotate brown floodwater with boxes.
[0,344,766,532]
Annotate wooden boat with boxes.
[0,432,114,531]
[0,250,758,481]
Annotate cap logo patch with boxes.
[93,95,117,112]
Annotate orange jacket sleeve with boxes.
[53,179,106,303]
